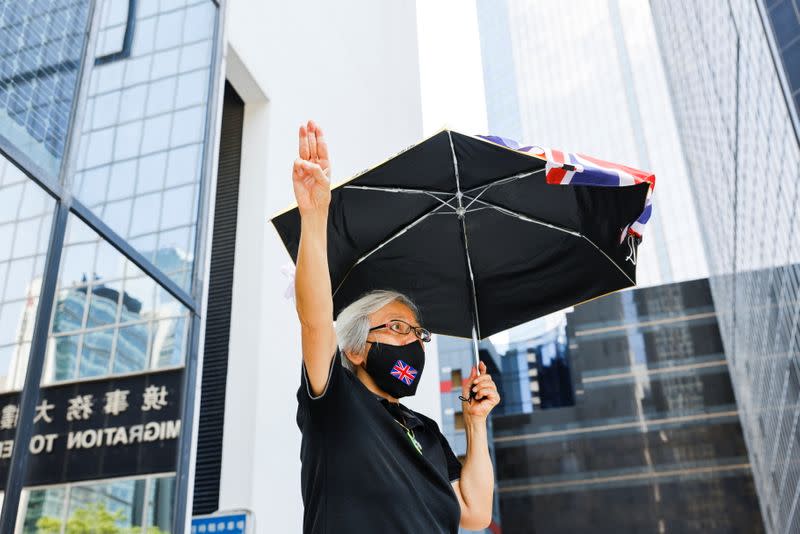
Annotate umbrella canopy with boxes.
[270,128,654,375]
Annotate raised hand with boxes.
[293,120,332,217]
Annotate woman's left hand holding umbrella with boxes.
[451,360,499,529]
[461,361,501,421]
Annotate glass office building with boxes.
[474,0,709,288]
[0,0,223,531]
[491,279,763,532]
[650,1,800,532]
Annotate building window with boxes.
[18,474,174,531]
[71,0,219,293]
[454,411,465,430]
[0,157,55,393]
[42,214,191,385]
[451,368,463,391]
[0,0,91,177]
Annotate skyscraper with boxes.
[492,278,763,532]
[475,0,708,287]
[650,1,800,532]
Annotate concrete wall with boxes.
[217,2,427,530]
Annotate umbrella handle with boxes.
[458,390,476,403]
[458,369,481,403]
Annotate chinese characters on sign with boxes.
[0,368,183,488]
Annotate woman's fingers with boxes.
[301,160,329,185]
[299,124,309,160]
[471,375,494,389]
[472,379,497,391]
[461,366,476,397]
[475,388,499,402]
[315,124,329,163]
[293,159,326,186]
[307,120,318,160]
[293,158,305,179]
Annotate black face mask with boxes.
[361,339,425,398]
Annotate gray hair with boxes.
[334,289,421,373]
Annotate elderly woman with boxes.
[292,119,500,533]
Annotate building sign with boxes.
[192,510,252,534]
[0,368,183,488]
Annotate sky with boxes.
[415,0,488,137]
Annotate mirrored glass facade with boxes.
[0,0,221,529]
[0,155,54,393]
[763,0,800,115]
[650,1,800,532]
[43,213,191,385]
[0,0,91,178]
[18,474,175,532]
[72,0,218,292]
[491,279,763,533]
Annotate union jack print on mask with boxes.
[391,360,418,385]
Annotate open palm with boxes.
[292,120,332,216]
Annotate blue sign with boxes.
[191,511,249,534]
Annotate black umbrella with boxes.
[270,128,653,399]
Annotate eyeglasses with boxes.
[368,319,432,342]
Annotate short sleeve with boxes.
[437,428,463,482]
[298,345,345,409]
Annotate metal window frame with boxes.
[756,0,800,150]
[0,0,226,532]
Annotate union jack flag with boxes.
[391,360,417,385]
[475,134,656,245]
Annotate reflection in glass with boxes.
[113,322,149,374]
[67,479,147,529]
[152,315,187,368]
[72,0,219,292]
[0,156,54,393]
[0,0,91,177]
[18,486,66,532]
[43,214,190,385]
[79,328,114,378]
[146,477,175,532]
[86,282,122,328]
[18,476,175,532]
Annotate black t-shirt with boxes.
[296,346,463,533]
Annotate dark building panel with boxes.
[490,279,764,533]
[192,82,244,515]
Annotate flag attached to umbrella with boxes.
[475,134,655,244]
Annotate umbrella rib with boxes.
[342,184,458,212]
[461,195,582,236]
[578,235,635,285]
[331,201,451,297]
[464,206,494,213]
[458,210,482,340]
[425,192,458,211]
[461,195,635,285]
[462,168,546,210]
[342,184,452,195]
[447,131,483,347]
